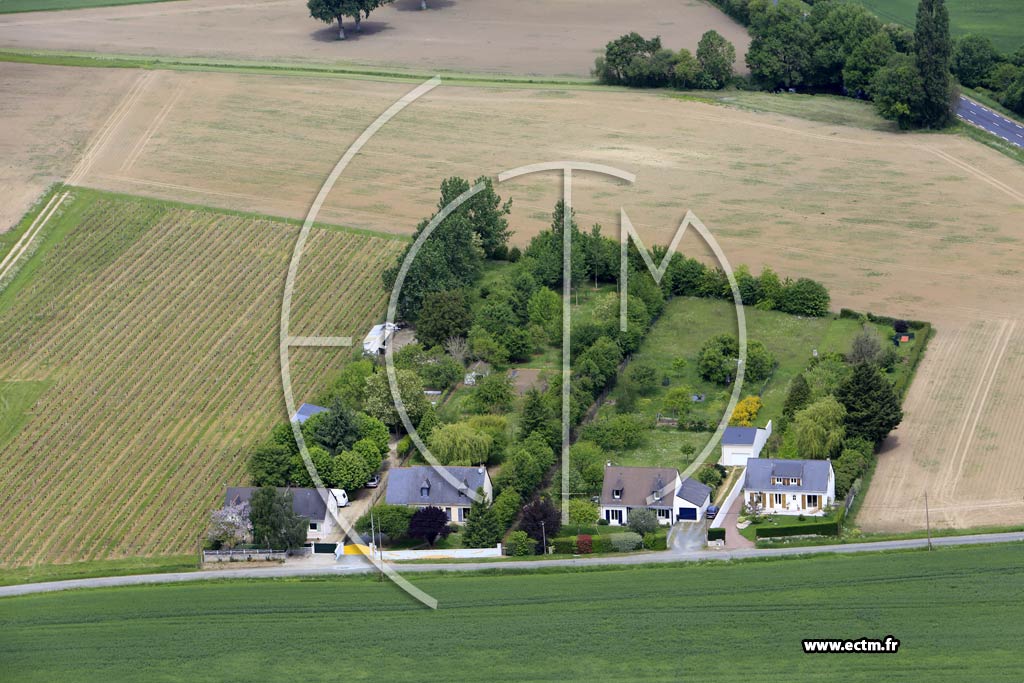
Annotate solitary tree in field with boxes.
[308,0,393,40]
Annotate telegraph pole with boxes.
[924,490,932,551]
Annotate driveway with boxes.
[668,521,706,552]
[328,437,401,538]
[722,493,755,550]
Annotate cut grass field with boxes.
[0,0,173,14]
[855,0,1024,53]
[0,188,405,567]
[2,543,1023,680]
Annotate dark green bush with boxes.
[707,527,726,542]
[754,519,839,538]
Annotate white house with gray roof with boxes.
[385,465,492,524]
[599,465,712,526]
[225,486,347,542]
[719,421,772,467]
[742,458,835,516]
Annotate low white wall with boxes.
[710,469,745,529]
[378,545,502,561]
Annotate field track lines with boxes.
[939,320,1014,503]
[949,320,1017,503]
[67,72,154,187]
[120,81,186,174]
[921,146,1024,204]
[0,192,68,287]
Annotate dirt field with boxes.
[3,61,1023,536]
[0,0,751,77]
[0,63,138,232]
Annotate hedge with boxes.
[707,527,726,542]
[893,323,933,399]
[754,519,839,538]
[551,531,660,554]
[838,308,929,330]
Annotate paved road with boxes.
[2,531,1022,598]
[957,95,1024,148]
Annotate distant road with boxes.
[957,95,1024,148]
[2,531,1022,598]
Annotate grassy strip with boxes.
[0,0,176,13]
[0,49,602,89]
[64,186,411,242]
[0,183,62,270]
[0,555,197,587]
[756,523,1024,549]
[954,121,1024,164]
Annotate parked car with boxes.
[706,505,719,519]
[332,489,350,507]
[365,473,381,488]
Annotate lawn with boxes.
[854,0,1024,53]
[600,297,910,473]
[2,544,1023,680]
[739,510,840,542]
[0,0,175,13]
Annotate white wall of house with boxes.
[745,488,833,516]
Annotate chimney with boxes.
[478,465,485,474]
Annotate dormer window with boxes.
[612,488,622,500]
[652,490,661,501]
[420,478,431,497]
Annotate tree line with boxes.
[600,0,1002,129]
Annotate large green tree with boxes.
[843,31,896,95]
[746,0,816,89]
[249,487,308,550]
[416,289,473,348]
[364,369,428,429]
[914,0,955,127]
[463,490,503,547]
[836,362,904,444]
[787,396,847,459]
[809,1,881,88]
[435,175,512,258]
[872,53,925,128]
[696,30,736,88]
[307,0,392,40]
[952,34,999,88]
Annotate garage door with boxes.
[677,507,697,520]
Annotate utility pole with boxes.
[541,520,547,556]
[924,491,932,551]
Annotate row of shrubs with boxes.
[551,530,668,554]
[707,527,726,542]
[837,308,930,331]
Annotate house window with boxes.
[807,495,819,508]
[309,522,318,531]
[773,493,784,506]
[613,488,622,499]
[458,507,465,522]
[607,509,623,524]
[420,487,429,497]
[657,509,670,520]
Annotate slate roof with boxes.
[743,458,832,493]
[385,466,489,507]
[722,426,758,445]
[225,487,330,521]
[677,477,712,506]
[600,466,679,508]
[292,403,328,424]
